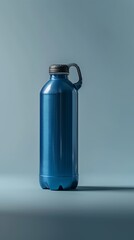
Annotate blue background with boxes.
[0,1,134,240]
[0,0,134,185]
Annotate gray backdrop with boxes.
[0,0,134,185]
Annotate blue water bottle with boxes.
[40,63,82,190]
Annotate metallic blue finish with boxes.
[40,73,81,190]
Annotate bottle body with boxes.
[40,74,78,190]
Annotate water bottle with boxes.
[40,63,82,190]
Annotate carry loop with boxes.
[68,63,82,90]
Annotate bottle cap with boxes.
[49,64,69,74]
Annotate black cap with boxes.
[49,64,69,74]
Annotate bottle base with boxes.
[40,175,78,190]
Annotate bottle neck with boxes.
[50,74,69,80]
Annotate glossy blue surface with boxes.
[40,74,80,190]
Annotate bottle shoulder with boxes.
[40,79,77,95]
